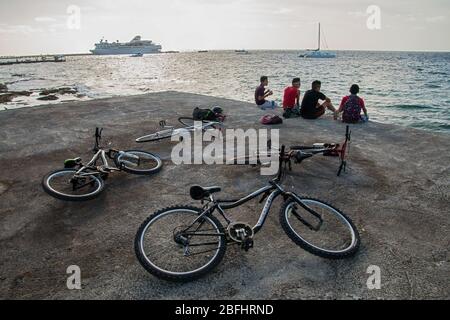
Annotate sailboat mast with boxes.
[318,23,321,51]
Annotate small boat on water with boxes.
[299,23,336,59]
[198,50,209,53]
[235,49,249,54]
[130,53,144,57]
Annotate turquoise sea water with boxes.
[1,50,449,133]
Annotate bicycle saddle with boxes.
[190,185,222,200]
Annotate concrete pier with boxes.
[0,91,448,299]
[0,55,66,66]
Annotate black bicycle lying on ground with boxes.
[135,128,360,282]
[42,128,163,201]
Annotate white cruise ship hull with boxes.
[90,47,161,55]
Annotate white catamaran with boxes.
[299,23,336,59]
[90,36,162,55]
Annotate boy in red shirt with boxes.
[282,78,301,118]
[337,84,369,123]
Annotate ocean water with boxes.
[1,50,449,133]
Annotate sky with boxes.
[0,0,449,55]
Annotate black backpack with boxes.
[193,107,218,121]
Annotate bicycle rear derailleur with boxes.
[227,222,255,252]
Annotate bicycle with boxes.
[231,126,352,177]
[135,117,225,143]
[134,128,360,282]
[42,128,163,201]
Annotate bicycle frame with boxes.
[187,181,323,239]
[73,149,119,178]
[170,121,223,135]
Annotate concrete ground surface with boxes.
[0,91,449,300]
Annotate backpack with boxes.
[260,114,283,125]
[342,95,362,123]
[193,107,219,121]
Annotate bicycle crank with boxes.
[227,222,254,251]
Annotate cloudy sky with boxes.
[0,0,449,55]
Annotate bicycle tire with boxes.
[280,197,360,259]
[42,169,105,201]
[135,130,174,143]
[135,206,227,282]
[114,150,163,175]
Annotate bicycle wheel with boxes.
[114,150,163,175]
[280,198,360,259]
[135,206,227,282]
[136,129,174,143]
[42,169,105,201]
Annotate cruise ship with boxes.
[90,36,162,55]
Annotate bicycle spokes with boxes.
[48,171,101,196]
[139,210,224,274]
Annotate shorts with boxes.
[301,106,325,119]
[258,100,278,110]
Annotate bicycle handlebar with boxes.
[94,127,103,152]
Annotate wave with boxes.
[389,104,436,110]
[428,71,449,76]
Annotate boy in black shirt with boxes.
[300,80,338,120]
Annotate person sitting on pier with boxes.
[337,84,369,123]
[255,76,278,110]
[300,80,338,120]
[282,77,302,118]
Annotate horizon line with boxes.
[1,48,450,58]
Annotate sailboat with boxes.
[299,23,336,58]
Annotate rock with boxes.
[10,91,32,97]
[37,95,59,101]
[0,90,32,103]
[0,93,15,103]
[39,88,59,96]
[0,83,8,93]
[40,87,77,96]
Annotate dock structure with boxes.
[0,55,66,66]
[0,91,448,299]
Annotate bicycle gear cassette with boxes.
[227,222,254,243]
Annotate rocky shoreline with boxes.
[0,83,84,106]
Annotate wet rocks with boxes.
[0,91,33,104]
[40,87,78,96]
[0,93,15,103]
[10,91,32,97]
[37,94,59,101]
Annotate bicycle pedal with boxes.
[241,238,254,252]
